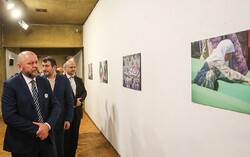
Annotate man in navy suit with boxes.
[1,51,61,157]
[63,59,87,157]
[41,56,74,157]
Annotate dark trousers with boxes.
[64,114,81,157]
[11,138,57,157]
[54,128,65,157]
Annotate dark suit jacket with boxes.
[73,76,87,120]
[1,73,61,154]
[42,74,74,129]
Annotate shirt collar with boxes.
[46,73,57,81]
[66,73,74,79]
[22,73,36,84]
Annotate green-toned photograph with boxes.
[191,30,250,114]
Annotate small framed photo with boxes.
[88,63,93,80]
[123,53,141,91]
[99,60,108,83]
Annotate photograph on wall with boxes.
[123,53,141,91]
[99,60,108,83]
[88,63,93,80]
[191,30,250,114]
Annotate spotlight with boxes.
[11,9,21,18]
[7,2,14,10]
[5,0,15,10]
[18,20,29,30]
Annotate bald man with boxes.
[56,67,64,75]
[1,51,61,157]
[63,59,87,157]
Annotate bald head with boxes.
[56,67,64,75]
[18,51,36,63]
[64,59,76,76]
[65,59,75,66]
[17,51,39,78]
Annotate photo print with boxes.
[88,63,93,80]
[99,60,108,83]
[191,30,250,114]
[123,53,141,91]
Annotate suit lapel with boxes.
[18,74,37,110]
[53,76,58,93]
[74,77,79,96]
[35,77,45,112]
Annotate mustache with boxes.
[33,69,39,73]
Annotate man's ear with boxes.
[17,63,22,70]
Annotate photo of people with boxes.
[123,53,141,91]
[99,60,108,83]
[88,63,93,80]
[191,30,250,114]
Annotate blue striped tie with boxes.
[31,80,44,122]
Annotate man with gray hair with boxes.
[63,59,87,157]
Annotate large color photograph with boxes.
[123,53,141,91]
[191,30,250,114]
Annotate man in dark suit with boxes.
[1,51,61,157]
[42,56,74,157]
[63,59,87,157]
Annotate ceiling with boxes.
[0,0,99,55]
[0,0,99,25]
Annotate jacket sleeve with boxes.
[64,78,74,122]
[2,81,38,136]
[79,78,87,102]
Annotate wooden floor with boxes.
[0,113,120,157]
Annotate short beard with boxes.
[23,69,39,78]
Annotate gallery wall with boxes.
[6,50,19,79]
[83,0,250,156]
[72,50,83,78]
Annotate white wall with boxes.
[83,0,250,156]
[71,50,83,78]
[6,50,19,79]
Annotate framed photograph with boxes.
[88,63,93,80]
[99,60,108,83]
[191,30,250,114]
[123,53,141,91]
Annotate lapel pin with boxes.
[44,93,48,98]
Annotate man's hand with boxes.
[64,121,71,130]
[33,122,49,140]
[76,98,82,107]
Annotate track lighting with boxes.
[18,20,29,30]
[6,0,14,10]
[4,0,30,31]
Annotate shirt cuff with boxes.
[45,122,51,130]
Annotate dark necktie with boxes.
[31,80,44,122]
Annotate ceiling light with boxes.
[11,9,21,18]
[7,1,14,10]
[4,0,15,10]
[18,20,29,30]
